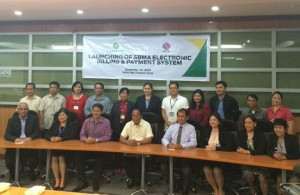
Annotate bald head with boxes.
[17,102,29,119]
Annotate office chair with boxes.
[142,112,163,186]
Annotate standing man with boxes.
[39,81,65,137]
[210,81,240,121]
[162,108,197,194]
[19,83,41,113]
[241,94,268,120]
[162,82,189,131]
[84,82,112,117]
[72,104,112,192]
[4,102,40,181]
[119,108,153,189]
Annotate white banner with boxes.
[83,35,210,81]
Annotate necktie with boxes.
[176,126,183,144]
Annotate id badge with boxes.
[169,112,174,117]
[73,105,79,110]
[120,114,125,119]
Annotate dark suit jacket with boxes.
[236,130,267,155]
[4,114,40,142]
[199,128,235,151]
[210,94,240,121]
[135,95,162,116]
[267,133,300,160]
[110,100,135,141]
[45,120,78,141]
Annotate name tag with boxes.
[73,105,79,110]
[120,114,125,119]
[169,112,174,117]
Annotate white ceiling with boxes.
[1,0,300,21]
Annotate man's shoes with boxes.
[127,178,134,189]
[182,185,190,195]
[72,181,88,192]
[29,171,36,181]
[8,176,14,183]
[93,179,100,192]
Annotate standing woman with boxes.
[45,108,78,190]
[267,118,300,195]
[199,113,235,195]
[65,81,88,134]
[188,89,211,131]
[237,114,268,195]
[266,91,294,134]
[135,82,161,116]
[111,87,135,141]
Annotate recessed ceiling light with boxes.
[247,40,251,43]
[77,9,84,15]
[208,21,214,24]
[14,10,22,16]
[211,6,219,12]
[141,8,149,13]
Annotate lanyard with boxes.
[170,98,178,111]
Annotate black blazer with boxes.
[236,130,267,155]
[199,128,235,151]
[210,94,240,121]
[45,120,78,141]
[267,133,300,160]
[110,100,135,141]
[4,114,40,142]
[135,95,162,116]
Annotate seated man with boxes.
[119,108,153,189]
[72,103,112,192]
[4,102,40,182]
[162,108,197,195]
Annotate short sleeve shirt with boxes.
[266,105,293,122]
[161,95,189,123]
[19,95,41,113]
[120,119,153,141]
[39,94,66,129]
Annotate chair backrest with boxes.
[256,119,274,133]
[142,112,159,143]
[222,119,238,132]
[187,119,201,147]
[101,113,112,123]
[13,110,38,117]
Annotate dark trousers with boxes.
[125,155,141,181]
[76,151,106,183]
[5,149,38,179]
[160,157,193,186]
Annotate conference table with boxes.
[0,187,90,195]
[0,138,299,195]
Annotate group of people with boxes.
[3,79,299,195]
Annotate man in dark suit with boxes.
[4,102,40,182]
[210,81,240,122]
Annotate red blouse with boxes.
[188,103,211,131]
[65,94,88,126]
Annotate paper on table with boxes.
[0,182,10,193]
[24,185,45,195]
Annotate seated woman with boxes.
[267,118,300,195]
[266,91,294,134]
[199,113,235,195]
[45,108,78,190]
[237,114,268,195]
[188,89,211,132]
